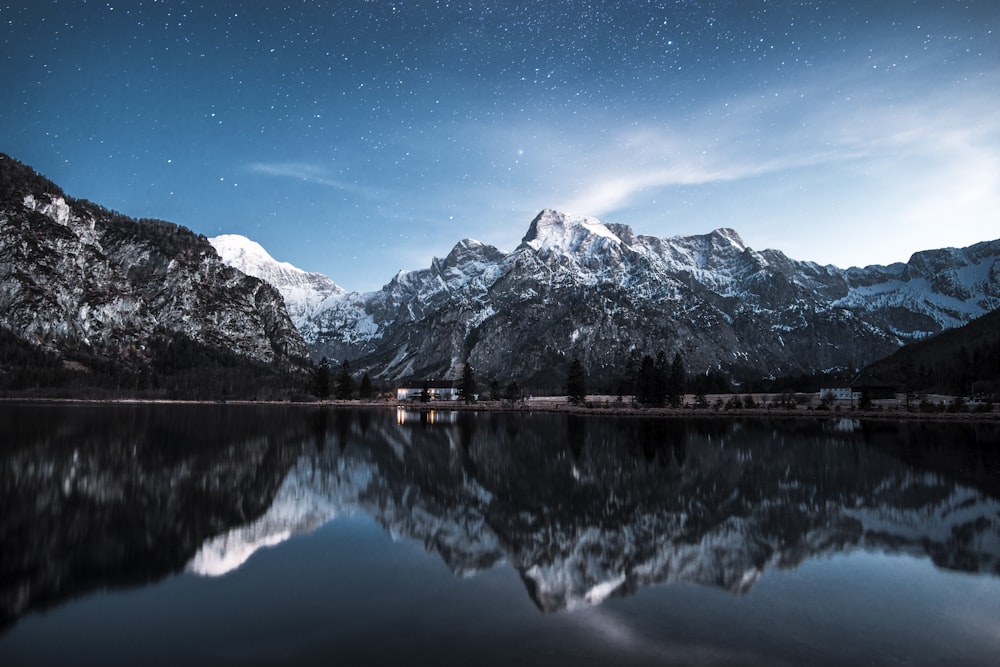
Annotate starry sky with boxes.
[2,1,998,291]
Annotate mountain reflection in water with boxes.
[2,404,999,630]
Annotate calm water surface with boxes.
[1,403,999,666]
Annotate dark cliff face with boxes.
[0,154,308,377]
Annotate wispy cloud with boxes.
[557,149,835,219]
[544,70,1000,225]
[544,121,861,219]
[246,162,379,197]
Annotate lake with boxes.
[1,403,999,666]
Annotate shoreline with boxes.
[388,398,1000,423]
[2,394,998,424]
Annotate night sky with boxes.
[3,1,998,291]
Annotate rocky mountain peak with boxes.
[670,227,748,261]
[442,237,505,268]
[208,233,345,334]
[209,234,340,290]
[708,227,747,251]
[520,208,624,254]
[211,233,279,267]
[209,235,340,289]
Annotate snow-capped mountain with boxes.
[0,154,308,372]
[4,147,997,387]
[209,234,344,337]
[216,208,1000,387]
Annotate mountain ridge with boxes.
[4,150,997,393]
[217,208,999,388]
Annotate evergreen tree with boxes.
[693,391,708,409]
[619,355,637,401]
[634,352,669,407]
[654,351,670,407]
[858,388,872,411]
[566,357,587,406]
[504,380,522,404]
[948,395,968,413]
[358,372,374,399]
[459,364,478,404]
[667,352,685,407]
[335,359,354,400]
[951,346,972,397]
[689,370,731,396]
[312,357,331,398]
[633,354,654,406]
[898,356,915,409]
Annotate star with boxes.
[0,1,997,290]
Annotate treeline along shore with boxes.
[6,393,994,424]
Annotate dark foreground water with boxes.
[1,404,999,666]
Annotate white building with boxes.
[395,380,460,402]
[820,387,860,401]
